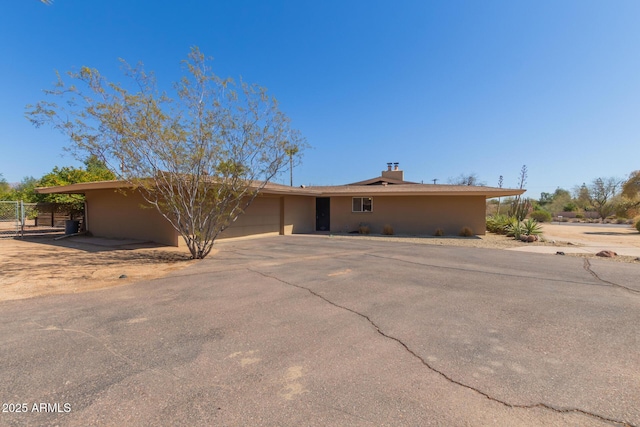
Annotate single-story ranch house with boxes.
[36,164,525,246]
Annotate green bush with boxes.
[529,210,551,223]
[636,219,640,233]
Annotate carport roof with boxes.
[35,179,322,196]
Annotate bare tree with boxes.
[588,177,622,220]
[448,173,486,186]
[27,47,306,259]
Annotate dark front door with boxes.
[315,197,330,231]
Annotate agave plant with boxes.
[522,218,542,236]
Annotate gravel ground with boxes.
[329,225,640,263]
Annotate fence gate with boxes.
[0,201,44,238]
[0,201,20,237]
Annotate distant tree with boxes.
[1,176,38,202]
[448,173,486,186]
[10,177,40,202]
[0,174,9,197]
[83,155,117,181]
[543,188,572,215]
[622,170,640,201]
[617,170,640,217]
[27,47,305,259]
[539,192,553,206]
[588,177,622,220]
[1,158,113,206]
[284,145,299,187]
[38,157,116,212]
[573,183,592,211]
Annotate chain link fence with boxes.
[0,201,20,237]
[0,202,66,238]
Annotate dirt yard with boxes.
[1,223,638,302]
[0,236,197,302]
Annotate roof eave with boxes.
[35,180,133,194]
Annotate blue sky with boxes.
[1,1,639,197]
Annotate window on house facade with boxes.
[352,197,373,212]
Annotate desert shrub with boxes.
[575,213,584,219]
[382,224,394,235]
[434,228,444,236]
[616,218,627,224]
[486,216,499,233]
[459,226,473,237]
[505,217,523,239]
[635,216,640,233]
[358,225,371,235]
[486,214,512,234]
[529,210,551,223]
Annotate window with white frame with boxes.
[352,197,373,212]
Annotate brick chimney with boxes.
[381,162,404,181]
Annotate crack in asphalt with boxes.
[248,268,636,427]
[583,259,640,295]
[365,252,614,288]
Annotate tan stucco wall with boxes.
[328,195,487,236]
[85,191,317,247]
[282,195,315,235]
[84,189,487,246]
[218,195,281,239]
[85,189,179,246]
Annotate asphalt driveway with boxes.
[1,235,639,426]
